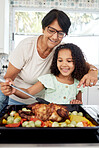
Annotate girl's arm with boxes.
[76,91,82,102]
[70,91,82,104]
[15,81,44,99]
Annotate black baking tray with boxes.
[0,104,99,143]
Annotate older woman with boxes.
[0,9,98,109]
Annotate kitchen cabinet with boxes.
[82,87,88,105]
[87,85,99,105]
[82,81,99,105]
[0,0,9,54]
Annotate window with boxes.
[13,10,46,48]
[63,36,99,66]
[11,8,99,66]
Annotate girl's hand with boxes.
[0,78,16,96]
[70,99,82,104]
[77,70,98,88]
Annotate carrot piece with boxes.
[5,122,21,127]
[82,121,88,127]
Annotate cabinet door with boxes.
[0,0,4,52]
[88,85,99,105]
[82,88,88,105]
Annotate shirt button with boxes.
[64,96,66,99]
[65,86,68,88]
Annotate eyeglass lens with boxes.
[47,26,66,38]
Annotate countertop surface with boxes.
[0,143,99,148]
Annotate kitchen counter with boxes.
[0,143,99,148]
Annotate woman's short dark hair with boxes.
[51,43,90,80]
[42,9,71,35]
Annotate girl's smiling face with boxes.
[57,48,75,77]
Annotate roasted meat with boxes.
[48,103,69,122]
[31,104,51,121]
[18,110,34,120]
[27,103,69,122]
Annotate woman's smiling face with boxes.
[43,19,64,49]
[57,48,75,77]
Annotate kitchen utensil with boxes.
[0,76,50,104]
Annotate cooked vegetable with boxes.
[22,121,29,127]
[7,116,14,124]
[22,120,35,127]
[22,108,27,111]
[77,112,83,117]
[70,114,89,123]
[14,113,19,118]
[5,122,20,127]
[43,121,52,127]
[22,108,31,112]
[26,124,31,127]
[30,117,39,122]
[35,120,42,127]
[52,122,59,127]
[14,117,21,123]
[82,121,89,127]
[67,123,75,127]
[28,121,35,127]
[76,122,84,127]
[2,119,7,124]
[71,111,78,115]
[60,122,67,127]
[10,111,16,117]
[65,119,70,124]
[70,120,76,126]
[20,118,27,125]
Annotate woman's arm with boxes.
[4,62,21,80]
[77,62,98,88]
[0,79,44,99]
[0,62,21,96]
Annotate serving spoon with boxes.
[0,76,50,104]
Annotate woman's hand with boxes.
[77,70,98,88]
[0,78,16,96]
[70,99,82,104]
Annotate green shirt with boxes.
[38,74,85,104]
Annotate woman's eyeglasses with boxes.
[47,26,66,38]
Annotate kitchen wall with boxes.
[0,0,9,54]
[10,0,99,11]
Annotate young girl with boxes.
[1,43,89,104]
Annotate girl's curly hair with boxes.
[50,43,90,80]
